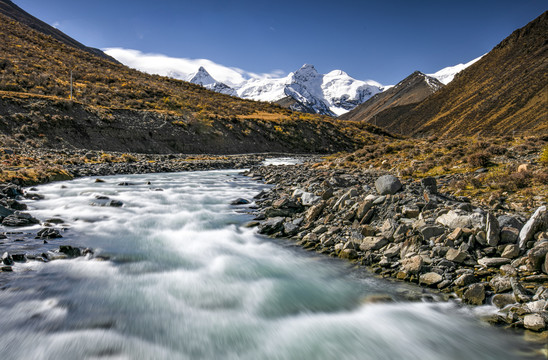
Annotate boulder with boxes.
[420,272,443,286]
[304,201,325,223]
[485,213,500,247]
[501,244,520,259]
[526,241,548,272]
[301,192,321,206]
[420,226,445,241]
[230,198,250,205]
[59,245,81,258]
[436,210,484,230]
[445,248,467,263]
[463,283,486,305]
[401,255,423,274]
[359,237,388,252]
[492,293,516,309]
[519,206,547,249]
[374,175,402,195]
[478,257,511,268]
[402,205,420,219]
[490,276,512,293]
[454,273,476,287]
[420,177,437,194]
[36,228,63,239]
[2,252,13,266]
[283,222,299,236]
[258,217,285,235]
[2,211,39,227]
[500,227,519,244]
[523,314,546,331]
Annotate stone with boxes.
[478,257,511,268]
[11,254,26,262]
[511,278,532,303]
[420,272,443,286]
[283,222,299,236]
[420,226,445,241]
[500,227,519,244]
[523,314,546,331]
[1,265,13,272]
[36,228,63,239]
[454,273,476,287]
[519,206,547,249]
[447,227,463,241]
[436,210,484,230]
[59,245,81,258]
[258,217,285,235]
[375,175,402,195]
[492,293,516,308]
[526,241,548,272]
[305,201,325,223]
[355,201,373,222]
[107,200,124,207]
[500,264,518,277]
[485,212,500,247]
[463,283,486,305]
[402,205,420,218]
[2,252,13,266]
[2,211,39,227]
[420,177,437,194]
[498,215,523,231]
[301,192,321,206]
[490,276,512,293]
[445,248,467,263]
[359,237,388,252]
[525,300,547,313]
[401,255,423,274]
[339,249,357,260]
[0,205,14,218]
[501,244,520,259]
[230,198,250,205]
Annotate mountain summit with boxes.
[188,66,236,96]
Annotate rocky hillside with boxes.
[359,11,547,137]
[0,6,387,153]
[339,71,444,128]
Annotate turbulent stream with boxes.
[0,168,538,359]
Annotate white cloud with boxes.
[52,21,60,29]
[103,48,286,87]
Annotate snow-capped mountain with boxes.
[105,47,482,116]
[187,66,236,96]
[427,55,484,85]
[235,64,383,116]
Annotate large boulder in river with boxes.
[374,175,402,195]
[1,211,39,227]
[258,217,285,235]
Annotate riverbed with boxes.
[0,170,538,359]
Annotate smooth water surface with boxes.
[0,170,534,359]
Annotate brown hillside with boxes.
[385,11,548,137]
[339,71,443,126]
[0,9,389,153]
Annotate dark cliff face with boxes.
[0,0,118,63]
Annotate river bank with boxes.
[244,162,548,337]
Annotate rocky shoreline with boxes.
[243,163,548,334]
[1,155,547,337]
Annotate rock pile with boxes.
[245,164,548,332]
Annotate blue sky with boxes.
[14,0,547,85]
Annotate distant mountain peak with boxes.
[189,66,216,86]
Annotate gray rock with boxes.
[2,211,39,227]
[359,237,388,252]
[463,283,486,305]
[230,198,250,205]
[526,241,548,272]
[511,278,532,303]
[2,252,13,266]
[355,201,373,222]
[305,201,325,223]
[339,249,357,260]
[301,192,321,206]
[492,293,516,308]
[421,177,437,194]
[420,226,445,241]
[490,276,512,293]
[36,228,63,239]
[420,272,443,286]
[454,273,476,287]
[501,244,520,259]
[283,222,299,236]
[500,227,519,244]
[523,314,546,331]
[436,210,484,230]
[498,215,524,231]
[519,206,547,249]
[0,205,14,218]
[401,255,423,274]
[402,205,420,219]
[258,217,285,235]
[445,248,467,263]
[59,245,81,258]
[375,175,402,195]
[478,257,511,268]
[486,213,500,247]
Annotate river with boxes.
[0,169,538,359]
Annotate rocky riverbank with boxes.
[244,163,548,333]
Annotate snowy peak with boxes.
[292,64,321,82]
[427,55,484,85]
[189,66,216,86]
[188,66,236,96]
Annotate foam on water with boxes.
[0,170,532,359]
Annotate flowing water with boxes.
[0,169,538,359]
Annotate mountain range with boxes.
[342,10,548,136]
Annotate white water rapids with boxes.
[0,169,535,359]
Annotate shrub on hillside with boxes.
[467,152,491,167]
